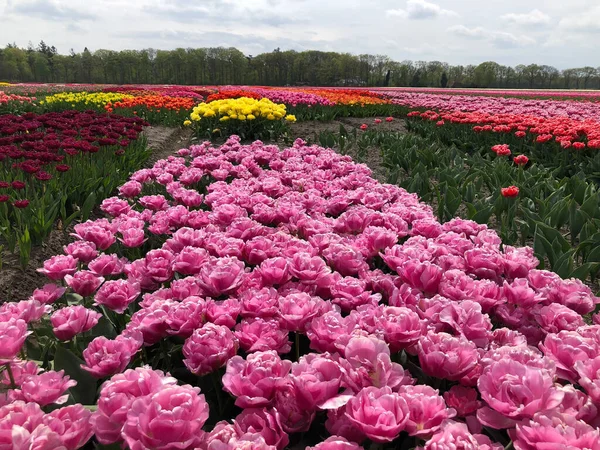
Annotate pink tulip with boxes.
[94,280,140,314]
[205,298,241,328]
[326,407,368,444]
[258,257,292,286]
[288,252,331,285]
[88,254,127,276]
[345,386,410,443]
[0,317,30,361]
[0,300,50,324]
[51,306,102,341]
[64,271,104,297]
[0,401,45,448]
[183,323,239,375]
[398,260,443,294]
[539,330,597,382]
[63,241,98,264]
[513,412,600,450]
[119,228,146,248]
[322,244,368,276]
[307,436,364,450]
[121,384,209,450]
[574,356,600,404]
[234,408,289,450]
[222,351,292,408]
[30,284,66,304]
[273,380,315,433]
[235,318,291,354]
[144,249,174,283]
[240,287,280,318]
[0,360,40,388]
[101,197,131,217]
[399,385,456,437]
[72,224,116,250]
[10,424,66,450]
[379,306,422,352]
[173,246,210,275]
[477,359,564,429]
[81,334,142,378]
[291,354,342,409]
[165,296,206,337]
[92,367,177,445]
[279,292,322,332]
[307,311,357,354]
[118,180,142,198]
[443,385,481,417]
[422,420,503,450]
[198,257,246,297]
[37,255,78,280]
[418,331,479,381]
[16,370,76,406]
[43,404,94,450]
[547,278,600,314]
[533,303,584,333]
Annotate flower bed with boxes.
[1,136,599,449]
[0,110,149,265]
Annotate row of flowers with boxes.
[0,110,149,264]
[1,135,599,449]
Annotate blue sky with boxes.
[1,0,598,69]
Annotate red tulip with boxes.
[514,155,529,166]
[501,186,519,198]
[13,199,30,208]
[360,124,368,131]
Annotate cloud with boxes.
[501,9,551,26]
[448,25,535,48]
[141,1,299,27]
[558,6,600,32]
[6,0,95,21]
[386,0,458,20]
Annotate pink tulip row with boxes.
[371,87,600,100]
[232,87,335,107]
[0,91,35,105]
[2,135,600,449]
[377,90,600,122]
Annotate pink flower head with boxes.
[423,420,503,450]
[121,384,209,450]
[491,144,511,156]
[307,311,358,353]
[43,404,94,450]
[258,257,292,286]
[17,370,77,406]
[291,353,343,409]
[173,246,210,275]
[30,284,66,304]
[477,359,564,429]
[278,292,322,332]
[0,401,45,448]
[88,254,127,277]
[234,408,289,450]
[101,197,131,217]
[398,260,443,294]
[0,317,30,361]
[400,385,457,437]
[92,367,177,445]
[81,334,143,378]
[539,330,597,382]
[289,252,331,285]
[0,300,50,324]
[64,241,97,264]
[119,228,147,248]
[235,318,291,354]
[513,411,600,450]
[345,386,410,443]
[94,280,140,314]
[205,298,241,328]
[51,306,102,341]
[222,351,292,408]
[443,385,481,417]
[37,255,78,281]
[183,323,239,376]
[418,331,479,381]
[307,436,364,450]
[118,180,143,198]
[64,271,104,297]
[240,287,280,319]
[574,356,600,404]
[198,257,246,297]
[379,306,422,352]
[72,224,116,250]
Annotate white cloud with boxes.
[501,9,551,26]
[386,0,458,20]
[448,25,535,48]
[558,6,600,32]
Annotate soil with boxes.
[0,126,193,303]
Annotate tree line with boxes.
[1,41,599,90]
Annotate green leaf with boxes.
[53,346,98,405]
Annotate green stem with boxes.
[4,363,16,389]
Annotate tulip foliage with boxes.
[1,135,600,449]
[0,111,149,266]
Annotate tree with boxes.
[440,72,448,88]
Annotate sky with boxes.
[0,0,598,69]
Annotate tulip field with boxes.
[2,82,600,450]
